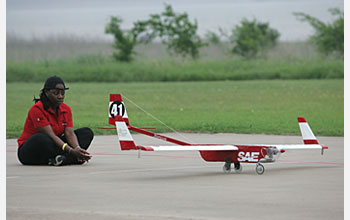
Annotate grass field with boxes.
[6,80,344,138]
[6,57,344,83]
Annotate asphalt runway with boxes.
[7,133,344,220]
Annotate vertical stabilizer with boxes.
[297,117,319,144]
[109,94,129,125]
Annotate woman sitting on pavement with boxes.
[17,76,94,166]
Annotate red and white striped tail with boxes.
[115,115,138,150]
[298,117,319,144]
[109,94,129,125]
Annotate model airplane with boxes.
[98,94,328,175]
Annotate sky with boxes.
[6,0,344,41]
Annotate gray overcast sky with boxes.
[6,0,344,41]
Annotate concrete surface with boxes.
[7,133,344,220]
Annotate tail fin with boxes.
[109,94,129,125]
[297,117,319,144]
[115,115,138,150]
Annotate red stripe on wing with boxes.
[304,139,319,144]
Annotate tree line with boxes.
[105,4,343,62]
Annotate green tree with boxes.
[204,31,221,45]
[105,16,138,62]
[134,4,206,59]
[294,8,344,57]
[230,18,280,58]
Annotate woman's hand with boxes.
[70,146,92,162]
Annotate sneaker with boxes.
[48,155,66,166]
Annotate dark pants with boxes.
[18,127,94,165]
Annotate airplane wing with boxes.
[141,144,327,152]
[139,145,238,151]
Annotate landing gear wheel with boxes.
[223,164,232,173]
[234,162,242,173]
[223,157,232,173]
[256,164,265,175]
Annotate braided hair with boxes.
[33,89,52,110]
